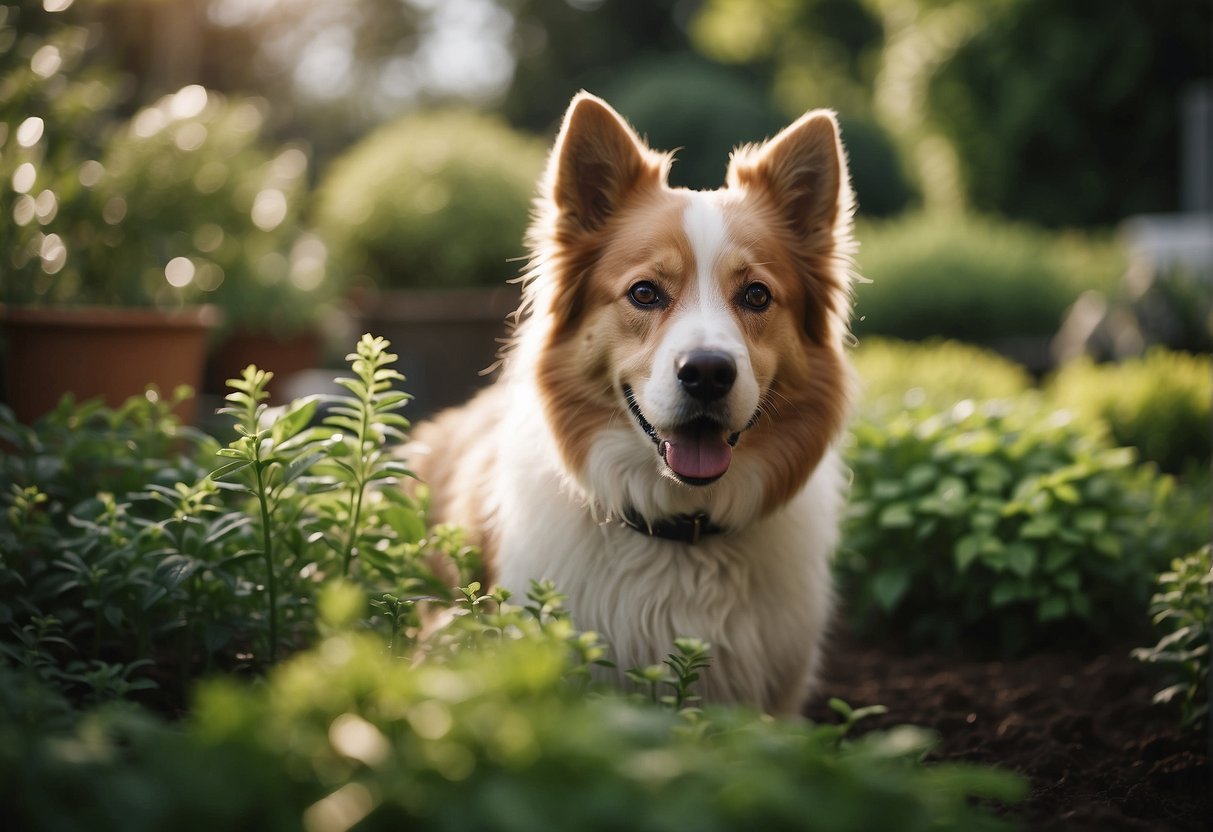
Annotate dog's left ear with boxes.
[726,110,852,246]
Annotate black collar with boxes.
[621,507,728,544]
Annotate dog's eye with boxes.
[741,282,771,311]
[628,281,661,307]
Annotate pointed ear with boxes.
[726,110,852,242]
[546,92,668,234]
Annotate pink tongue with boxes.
[661,425,732,481]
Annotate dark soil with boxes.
[807,635,1210,831]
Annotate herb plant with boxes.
[1133,545,1211,730]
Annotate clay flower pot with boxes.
[0,305,219,424]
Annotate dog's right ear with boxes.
[547,92,668,236]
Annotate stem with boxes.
[254,462,278,664]
[340,401,372,576]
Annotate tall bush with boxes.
[314,110,547,291]
[852,212,1125,348]
[854,338,1032,416]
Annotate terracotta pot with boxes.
[354,287,519,420]
[206,329,323,404]
[0,305,219,424]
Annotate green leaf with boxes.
[381,505,426,544]
[1054,569,1081,591]
[1019,514,1059,540]
[1004,542,1036,578]
[954,535,983,573]
[871,569,911,612]
[1037,595,1069,622]
[1073,509,1106,535]
[1093,533,1122,559]
[283,451,326,486]
[271,398,319,446]
[211,460,253,481]
[878,503,914,529]
[990,580,1021,607]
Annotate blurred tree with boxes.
[601,53,787,190]
[500,0,698,132]
[692,0,883,118]
[689,0,914,214]
[927,0,1212,226]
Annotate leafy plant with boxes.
[0,612,1025,832]
[840,399,1201,655]
[1048,349,1212,474]
[1132,545,1211,730]
[313,109,547,291]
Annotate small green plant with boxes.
[1048,349,1212,474]
[320,334,413,575]
[1132,545,1211,730]
[627,637,714,710]
[215,366,320,662]
[840,399,1202,655]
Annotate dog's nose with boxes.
[676,350,737,401]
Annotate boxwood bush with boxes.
[852,212,1125,348]
[313,110,547,291]
[1047,349,1212,474]
[853,338,1033,416]
[840,400,1203,656]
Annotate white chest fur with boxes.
[489,419,843,716]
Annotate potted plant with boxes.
[0,11,338,420]
[313,110,546,418]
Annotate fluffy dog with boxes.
[408,92,856,715]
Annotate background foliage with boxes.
[313,110,546,291]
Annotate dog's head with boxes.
[522,93,855,520]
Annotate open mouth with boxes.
[623,384,744,486]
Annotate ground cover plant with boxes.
[840,398,1205,657]
[0,334,1027,832]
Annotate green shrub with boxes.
[314,110,547,291]
[0,614,1024,832]
[852,212,1126,346]
[854,338,1033,416]
[1048,349,1212,474]
[840,400,1200,656]
[1132,545,1211,731]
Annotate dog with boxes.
[408,92,856,716]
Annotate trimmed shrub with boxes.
[314,110,547,291]
[852,212,1126,347]
[1048,349,1212,474]
[1133,545,1211,730]
[854,338,1033,416]
[840,400,1202,656]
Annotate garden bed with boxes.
[810,630,1209,831]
